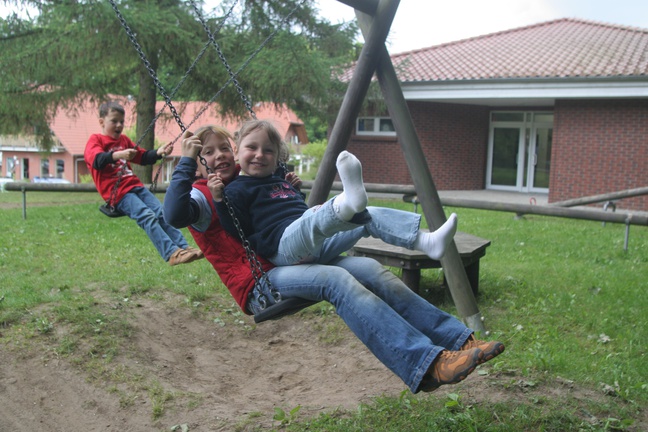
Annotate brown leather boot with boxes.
[461,334,505,364]
[419,348,483,392]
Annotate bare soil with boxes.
[0,297,644,432]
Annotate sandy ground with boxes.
[1,297,645,432]
[0,298,408,431]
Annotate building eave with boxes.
[401,77,648,107]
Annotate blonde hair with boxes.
[236,119,289,162]
[194,124,235,151]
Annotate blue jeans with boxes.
[248,256,473,393]
[271,202,420,266]
[317,206,421,264]
[117,187,189,261]
[270,199,367,266]
[248,207,473,392]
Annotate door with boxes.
[489,126,523,188]
[487,112,553,192]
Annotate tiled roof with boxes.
[51,98,303,157]
[389,18,648,82]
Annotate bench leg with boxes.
[442,261,480,296]
[465,261,480,296]
[400,269,421,294]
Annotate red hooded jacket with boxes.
[188,180,275,313]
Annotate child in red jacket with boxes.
[84,101,202,266]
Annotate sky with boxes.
[2,0,647,54]
[316,0,648,53]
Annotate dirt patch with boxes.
[0,299,644,431]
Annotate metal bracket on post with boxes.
[464,312,488,335]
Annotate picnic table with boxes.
[347,231,491,295]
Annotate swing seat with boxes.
[99,203,126,218]
[253,297,320,323]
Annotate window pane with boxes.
[357,118,375,132]
[379,118,395,132]
[534,113,554,123]
[41,159,49,176]
[56,159,64,178]
[491,128,519,186]
[492,112,524,122]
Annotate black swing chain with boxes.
[106,0,234,204]
[166,0,307,147]
[188,0,256,119]
[138,1,237,149]
[108,0,187,134]
[111,0,306,309]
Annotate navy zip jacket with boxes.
[215,175,307,258]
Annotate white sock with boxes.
[334,151,367,220]
[413,213,458,260]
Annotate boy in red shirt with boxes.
[84,101,202,266]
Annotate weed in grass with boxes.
[274,405,302,427]
[149,379,174,420]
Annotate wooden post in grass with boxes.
[353,9,486,332]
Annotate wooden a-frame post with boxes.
[309,0,486,332]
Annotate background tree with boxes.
[0,0,358,181]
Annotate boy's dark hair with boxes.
[99,101,125,118]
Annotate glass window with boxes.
[491,112,524,122]
[379,118,395,132]
[41,159,49,177]
[357,118,375,133]
[56,159,64,178]
[357,117,396,135]
[534,113,554,123]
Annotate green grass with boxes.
[1,191,646,430]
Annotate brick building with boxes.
[345,19,648,211]
[0,99,306,186]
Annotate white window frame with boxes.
[356,116,397,136]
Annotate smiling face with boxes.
[196,131,237,182]
[99,109,125,139]
[236,128,279,178]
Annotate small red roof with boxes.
[51,98,303,157]
[360,18,648,82]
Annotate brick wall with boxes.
[347,102,490,190]
[551,100,648,211]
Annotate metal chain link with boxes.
[108,0,186,133]
[189,0,256,119]
[138,2,237,148]
[111,0,306,308]
[165,0,307,145]
[108,0,235,197]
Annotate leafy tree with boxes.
[0,0,358,181]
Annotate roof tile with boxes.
[389,18,648,82]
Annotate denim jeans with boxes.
[117,187,189,261]
[270,199,368,266]
[247,256,473,393]
[248,206,473,392]
[316,206,421,264]
[271,202,421,266]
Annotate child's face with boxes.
[198,133,236,182]
[99,109,125,139]
[237,128,278,178]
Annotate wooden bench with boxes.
[347,231,491,295]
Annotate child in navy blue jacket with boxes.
[211,119,458,267]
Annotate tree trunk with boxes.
[133,56,158,183]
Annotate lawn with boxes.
[0,191,646,431]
